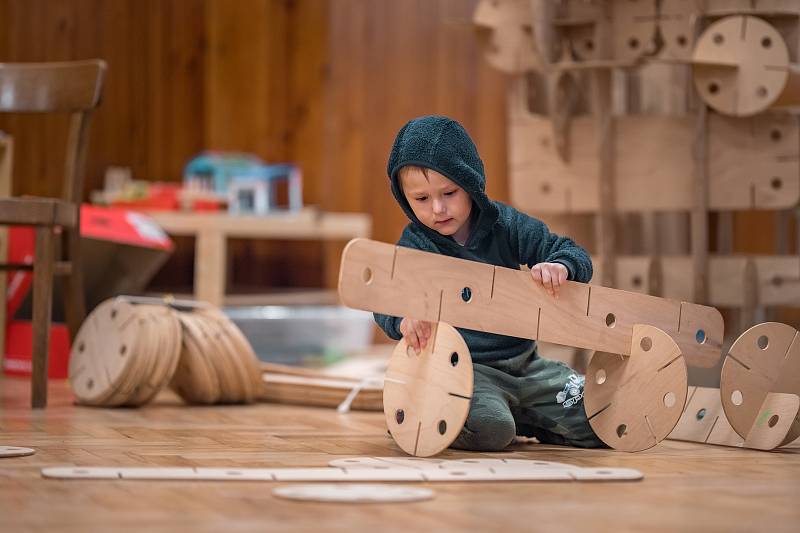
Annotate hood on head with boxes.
[386,115,498,246]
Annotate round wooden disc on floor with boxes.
[272,484,434,503]
[68,298,143,405]
[692,15,789,117]
[584,324,688,452]
[720,322,800,448]
[170,312,221,404]
[383,322,473,457]
[0,446,35,458]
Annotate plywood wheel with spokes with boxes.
[720,322,800,449]
[585,324,688,452]
[383,322,473,457]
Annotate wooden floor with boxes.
[1,376,799,533]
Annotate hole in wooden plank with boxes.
[757,335,769,350]
[770,129,782,142]
[663,392,676,408]
[438,420,447,435]
[119,345,127,357]
[616,424,627,438]
[362,267,373,284]
[732,390,743,406]
[677,35,687,47]
[768,414,780,427]
[696,408,706,420]
[771,276,783,287]
[632,275,643,288]
[584,39,595,51]
[640,337,653,352]
[708,82,720,94]
[111,309,117,319]
[696,329,706,344]
[450,352,459,367]
[628,37,640,49]
[595,369,607,385]
[762,36,772,48]
[78,342,85,353]
[461,287,472,302]
[541,183,551,194]
[771,177,783,190]
[757,86,768,98]
[396,409,405,424]
[713,33,724,45]
[86,379,94,390]
[605,313,616,328]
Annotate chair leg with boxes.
[32,226,56,409]
[62,227,86,340]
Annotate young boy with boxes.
[374,115,605,451]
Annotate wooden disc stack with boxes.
[68,297,263,407]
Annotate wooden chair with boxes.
[0,60,107,408]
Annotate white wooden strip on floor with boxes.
[43,458,643,482]
[0,446,35,458]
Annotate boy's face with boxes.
[400,167,472,239]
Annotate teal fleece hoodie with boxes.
[374,115,593,363]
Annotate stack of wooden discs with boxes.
[169,307,263,404]
[69,299,182,407]
[69,297,263,407]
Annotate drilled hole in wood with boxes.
[663,392,676,408]
[696,329,707,344]
[772,276,783,287]
[450,352,459,367]
[770,129,782,142]
[708,82,719,95]
[541,183,551,194]
[438,420,447,435]
[119,345,127,357]
[771,177,783,190]
[362,267,373,284]
[768,414,780,428]
[632,275,643,287]
[605,313,616,328]
[696,408,706,420]
[584,39,595,51]
[713,33,724,45]
[78,342,85,353]
[757,335,769,350]
[677,35,687,47]
[640,337,653,352]
[762,36,772,48]
[628,37,639,49]
[732,390,743,406]
[396,409,405,424]
[616,424,627,438]
[756,86,768,98]
[461,287,472,302]
[111,309,117,319]
[86,379,94,390]
[595,369,607,385]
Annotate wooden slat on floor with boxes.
[1,376,799,532]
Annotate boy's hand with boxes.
[531,262,568,298]
[399,318,432,354]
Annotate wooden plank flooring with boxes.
[1,376,799,532]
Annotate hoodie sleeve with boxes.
[372,225,437,341]
[504,205,593,283]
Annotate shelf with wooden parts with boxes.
[509,107,799,214]
[597,255,800,308]
[338,238,723,369]
[338,238,719,454]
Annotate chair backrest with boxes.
[0,60,107,204]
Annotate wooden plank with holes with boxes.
[339,239,723,367]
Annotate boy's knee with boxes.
[452,409,516,452]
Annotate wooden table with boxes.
[145,209,371,306]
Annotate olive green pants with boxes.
[451,349,605,451]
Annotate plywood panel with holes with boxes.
[339,239,723,367]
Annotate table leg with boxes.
[195,230,226,306]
